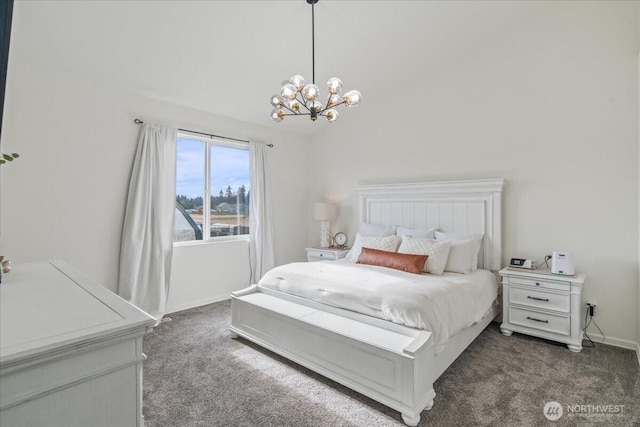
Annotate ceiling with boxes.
[15,1,546,136]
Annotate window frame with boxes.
[174,131,250,246]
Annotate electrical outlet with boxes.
[586,302,596,317]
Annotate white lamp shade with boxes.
[314,203,337,221]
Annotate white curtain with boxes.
[118,123,177,322]
[249,142,275,284]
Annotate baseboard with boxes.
[584,331,638,351]
[165,293,230,314]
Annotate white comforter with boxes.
[258,261,499,353]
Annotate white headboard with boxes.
[357,178,504,271]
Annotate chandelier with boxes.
[270,0,362,123]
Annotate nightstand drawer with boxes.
[305,248,350,262]
[508,306,570,336]
[307,250,338,261]
[510,286,570,313]
[507,275,570,292]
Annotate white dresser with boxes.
[0,261,156,427]
[499,268,585,352]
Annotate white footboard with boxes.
[230,285,436,426]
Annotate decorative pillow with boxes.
[396,226,438,238]
[357,247,428,275]
[359,222,396,237]
[398,236,451,276]
[345,233,401,262]
[443,239,481,274]
[435,231,483,270]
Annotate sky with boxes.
[176,137,250,200]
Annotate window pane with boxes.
[175,137,205,242]
[209,145,250,238]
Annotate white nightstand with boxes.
[305,247,350,262]
[499,268,585,352]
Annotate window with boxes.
[174,133,250,243]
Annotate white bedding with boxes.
[258,260,499,353]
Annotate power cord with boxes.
[583,308,595,347]
[543,254,552,269]
[583,305,605,347]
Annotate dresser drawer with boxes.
[307,250,337,261]
[507,275,570,292]
[509,286,570,313]
[508,306,570,336]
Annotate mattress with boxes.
[258,260,499,353]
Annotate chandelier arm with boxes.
[320,100,346,113]
[298,93,313,113]
[281,104,299,115]
[283,112,311,116]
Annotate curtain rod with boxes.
[133,119,273,147]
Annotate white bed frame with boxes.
[230,178,504,425]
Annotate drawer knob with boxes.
[527,296,549,302]
[527,316,549,324]
[535,282,540,286]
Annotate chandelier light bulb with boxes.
[327,77,343,94]
[287,99,301,112]
[270,108,285,122]
[289,75,306,92]
[302,83,320,101]
[325,108,339,123]
[270,94,284,107]
[305,100,323,113]
[281,84,298,100]
[343,90,362,107]
[326,93,341,108]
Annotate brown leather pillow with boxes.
[357,247,428,274]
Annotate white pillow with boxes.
[346,233,401,262]
[398,236,451,276]
[435,231,483,270]
[396,226,438,238]
[360,222,396,237]
[443,239,482,274]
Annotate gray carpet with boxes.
[143,300,639,426]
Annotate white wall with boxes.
[167,241,249,313]
[0,3,310,311]
[308,1,640,347]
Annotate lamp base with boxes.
[320,220,331,248]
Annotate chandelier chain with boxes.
[311,1,315,85]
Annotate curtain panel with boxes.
[118,123,177,322]
[249,142,275,284]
